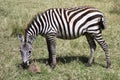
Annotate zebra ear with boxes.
[27,36,34,44]
[18,34,24,43]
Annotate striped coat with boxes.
[19,6,111,69]
[26,6,105,39]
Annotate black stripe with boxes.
[63,9,71,38]
[32,19,38,35]
[77,14,102,36]
[45,11,50,33]
[55,9,63,37]
[27,27,33,36]
[25,7,103,40]
[73,10,100,28]
[95,34,102,38]
[73,10,99,37]
[34,16,40,34]
[40,14,46,34]
[38,14,44,34]
[59,8,62,15]
[95,36,103,41]
[52,11,58,30]
[69,7,90,22]
[42,13,47,34]
[49,10,56,31]
[88,29,100,31]
[67,7,86,15]
[81,23,99,35]
[87,24,99,29]
[29,24,35,36]
[60,9,67,38]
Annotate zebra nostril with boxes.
[22,61,30,69]
[26,61,30,65]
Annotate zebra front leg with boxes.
[46,33,57,69]
[86,33,96,67]
[94,34,111,69]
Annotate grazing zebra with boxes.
[18,6,111,69]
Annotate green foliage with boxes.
[0,0,120,80]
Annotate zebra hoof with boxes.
[106,65,111,69]
[106,65,112,70]
[45,60,56,69]
[50,64,56,69]
[106,61,111,69]
[85,63,92,67]
[45,60,49,66]
[106,67,111,70]
[22,62,29,69]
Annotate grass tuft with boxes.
[11,25,24,37]
[109,0,120,15]
[0,0,120,80]
[0,7,9,17]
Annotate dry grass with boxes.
[0,0,120,80]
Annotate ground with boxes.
[0,0,120,80]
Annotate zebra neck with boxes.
[24,33,35,44]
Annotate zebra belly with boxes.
[56,32,82,40]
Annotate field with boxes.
[0,0,120,80]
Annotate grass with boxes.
[0,0,120,80]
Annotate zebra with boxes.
[18,6,111,69]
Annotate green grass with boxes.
[0,0,120,80]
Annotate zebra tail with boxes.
[99,17,106,30]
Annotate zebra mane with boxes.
[24,13,40,43]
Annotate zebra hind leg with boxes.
[85,33,96,67]
[94,34,111,69]
[46,33,57,69]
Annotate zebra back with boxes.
[24,6,106,41]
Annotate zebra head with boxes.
[18,34,32,68]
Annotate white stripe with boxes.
[74,12,102,37]
[40,14,46,34]
[36,15,42,33]
[43,13,49,34]
[68,7,87,17]
[62,9,69,37]
[34,20,39,34]
[53,12,59,27]
[37,15,41,24]
[79,18,100,34]
[69,9,94,36]
[54,9,65,38]
[87,29,100,34]
[31,24,36,36]
[27,31,32,35]
[29,27,34,35]
[50,10,57,32]
[88,26,99,30]
[70,8,96,24]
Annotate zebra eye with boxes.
[28,51,31,53]
[20,50,22,53]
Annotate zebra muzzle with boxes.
[22,61,30,69]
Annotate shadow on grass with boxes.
[31,55,105,68]
[32,55,88,64]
